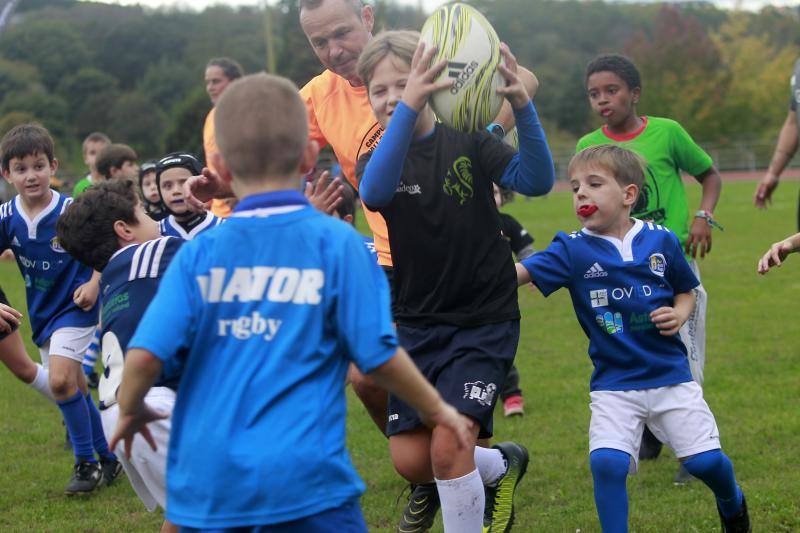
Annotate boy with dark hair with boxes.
[356,31,555,532]
[109,72,472,531]
[577,54,723,477]
[139,161,167,221]
[156,152,224,240]
[73,132,111,196]
[57,179,182,531]
[0,123,120,494]
[96,143,140,181]
[517,144,749,533]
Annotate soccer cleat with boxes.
[64,460,102,495]
[100,457,124,486]
[503,395,524,417]
[484,442,529,532]
[638,426,663,460]
[718,493,751,533]
[673,463,697,485]
[397,482,440,532]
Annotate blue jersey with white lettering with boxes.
[129,190,397,528]
[158,212,224,241]
[522,219,699,391]
[97,237,183,409]
[0,191,98,346]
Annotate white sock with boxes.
[435,468,484,533]
[474,446,507,486]
[29,363,55,403]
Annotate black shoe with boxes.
[100,457,124,486]
[64,460,102,495]
[397,482,439,532]
[484,442,529,533]
[86,371,100,390]
[718,493,751,533]
[639,426,663,460]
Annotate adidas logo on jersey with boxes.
[584,262,608,279]
[11,236,20,247]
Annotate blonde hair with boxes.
[569,144,646,189]
[214,73,308,181]
[356,30,419,89]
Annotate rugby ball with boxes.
[420,3,504,133]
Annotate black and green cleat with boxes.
[397,482,440,532]
[484,442,529,532]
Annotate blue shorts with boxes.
[387,320,520,439]
[179,500,367,533]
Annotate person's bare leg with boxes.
[348,364,389,435]
[0,331,54,401]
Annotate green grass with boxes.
[1,180,799,531]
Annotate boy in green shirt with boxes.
[576,54,723,482]
[73,132,111,197]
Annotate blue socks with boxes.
[590,448,630,532]
[84,393,115,461]
[57,390,95,463]
[682,449,743,518]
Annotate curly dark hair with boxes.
[57,179,140,271]
[585,54,641,91]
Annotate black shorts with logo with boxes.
[386,319,520,439]
[0,286,18,342]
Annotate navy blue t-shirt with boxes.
[522,219,699,391]
[97,236,184,409]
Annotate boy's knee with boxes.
[392,453,432,484]
[590,448,630,481]
[430,426,477,478]
[681,449,725,478]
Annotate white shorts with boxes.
[680,260,707,386]
[101,387,175,512]
[589,381,720,473]
[38,326,97,367]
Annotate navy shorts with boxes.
[387,320,520,439]
[179,500,367,533]
[0,286,18,342]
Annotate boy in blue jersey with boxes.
[516,145,750,532]
[57,179,183,531]
[0,123,120,494]
[108,72,473,532]
[156,152,224,240]
[355,31,555,532]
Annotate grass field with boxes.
[1,180,799,532]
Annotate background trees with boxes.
[0,0,798,182]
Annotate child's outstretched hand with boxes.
[0,303,22,334]
[402,42,454,112]
[650,306,684,336]
[496,43,533,110]
[757,234,799,274]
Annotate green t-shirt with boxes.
[576,116,712,247]
[72,175,93,196]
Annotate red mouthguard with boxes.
[577,205,598,217]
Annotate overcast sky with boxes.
[102,0,800,13]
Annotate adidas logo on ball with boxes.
[447,60,479,95]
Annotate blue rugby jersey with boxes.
[522,219,699,391]
[129,190,397,528]
[98,236,183,409]
[0,191,98,346]
[158,211,224,240]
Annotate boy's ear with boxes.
[49,158,59,175]
[623,183,639,207]
[344,214,354,224]
[211,152,234,186]
[299,139,320,176]
[631,86,641,105]
[112,219,136,245]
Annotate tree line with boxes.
[0,0,798,181]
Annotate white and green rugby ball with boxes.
[420,3,504,133]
